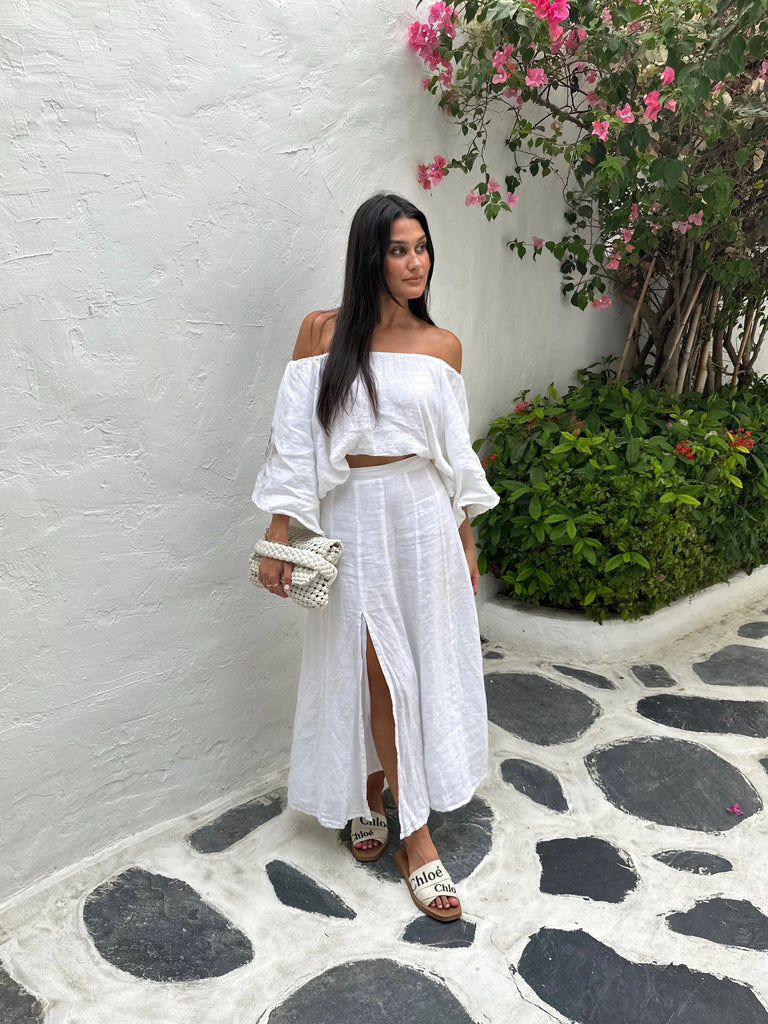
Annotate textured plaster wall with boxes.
[0,0,619,901]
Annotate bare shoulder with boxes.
[421,326,463,373]
[292,309,338,360]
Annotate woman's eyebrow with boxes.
[389,234,427,245]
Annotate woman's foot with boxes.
[353,771,387,853]
[403,826,459,910]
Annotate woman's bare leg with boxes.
[363,632,458,910]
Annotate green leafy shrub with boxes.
[474,363,768,621]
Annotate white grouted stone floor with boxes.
[3,599,768,1023]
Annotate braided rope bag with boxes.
[249,523,343,610]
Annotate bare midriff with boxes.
[345,453,417,468]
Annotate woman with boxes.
[252,193,499,922]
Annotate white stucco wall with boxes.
[0,0,620,902]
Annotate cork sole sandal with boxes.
[350,813,390,862]
[394,848,461,922]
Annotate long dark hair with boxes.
[316,193,435,433]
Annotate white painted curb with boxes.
[479,563,768,663]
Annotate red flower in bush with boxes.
[727,428,755,451]
[676,440,694,460]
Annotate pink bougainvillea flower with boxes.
[601,7,612,23]
[644,90,661,122]
[630,203,639,223]
[417,164,432,190]
[503,87,524,107]
[712,81,724,96]
[465,190,484,207]
[585,91,599,106]
[726,803,744,816]
[661,65,675,85]
[688,210,704,226]
[620,227,635,243]
[649,221,661,235]
[429,155,448,184]
[673,220,690,235]
[428,1,456,37]
[591,295,611,308]
[585,68,597,84]
[526,68,549,88]
[761,60,768,79]
[573,61,587,73]
[532,236,544,249]
[664,98,677,112]
[616,103,635,123]
[491,44,515,83]
[507,192,520,208]
[625,243,634,253]
[421,77,432,90]
[408,20,438,57]
[488,177,500,192]
[533,0,570,41]
[592,120,609,141]
[607,255,621,270]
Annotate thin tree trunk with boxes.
[693,285,720,393]
[676,298,705,394]
[616,255,656,380]
[659,271,707,391]
[731,305,756,386]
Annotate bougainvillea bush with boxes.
[410,0,768,394]
[474,366,768,620]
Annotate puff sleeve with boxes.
[434,369,500,526]
[251,359,324,535]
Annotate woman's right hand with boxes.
[258,555,293,598]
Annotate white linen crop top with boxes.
[252,351,500,534]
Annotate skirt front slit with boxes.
[286,456,489,838]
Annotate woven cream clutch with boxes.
[250,523,343,610]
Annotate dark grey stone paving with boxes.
[536,838,637,903]
[500,758,568,813]
[485,672,601,745]
[693,645,768,686]
[585,737,763,832]
[188,790,285,853]
[516,927,768,1023]
[631,664,677,688]
[266,860,355,919]
[402,916,476,948]
[738,622,768,639]
[553,664,616,690]
[82,867,253,982]
[267,959,474,1023]
[354,794,493,886]
[653,850,733,875]
[637,694,768,737]
[0,967,45,1024]
[668,898,768,951]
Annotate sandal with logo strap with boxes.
[394,848,461,922]
[350,813,390,862]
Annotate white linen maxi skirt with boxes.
[287,456,489,838]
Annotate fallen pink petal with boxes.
[726,803,744,815]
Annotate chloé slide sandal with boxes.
[394,848,461,922]
[350,813,390,862]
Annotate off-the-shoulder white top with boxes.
[252,351,499,534]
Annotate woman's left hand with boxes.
[464,549,480,595]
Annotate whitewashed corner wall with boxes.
[0,0,620,901]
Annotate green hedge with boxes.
[474,365,768,622]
